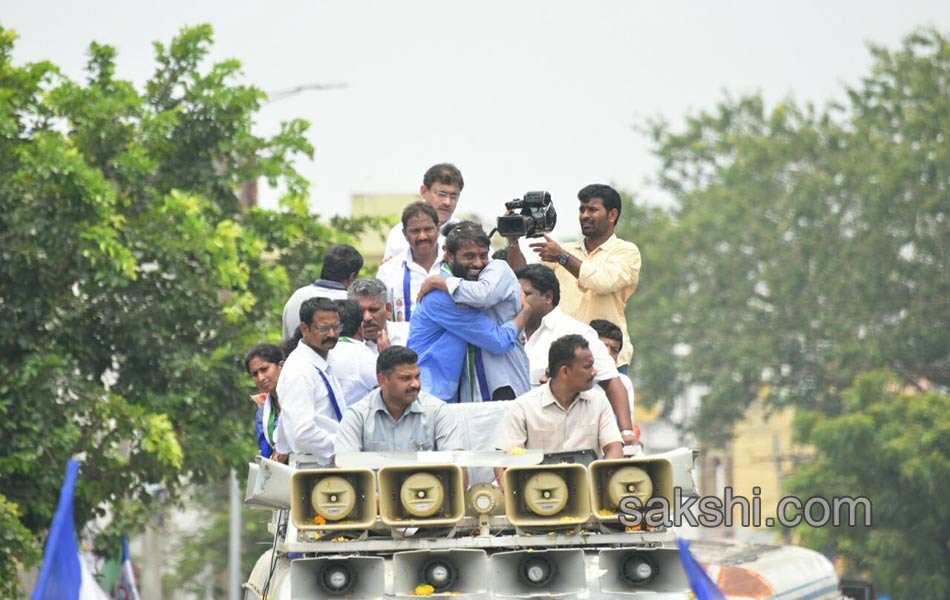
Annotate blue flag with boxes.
[32,459,109,600]
[677,539,726,600]
[115,534,141,600]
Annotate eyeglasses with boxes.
[310,324,341,334]
[434,190,460,201]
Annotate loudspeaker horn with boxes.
[392,549,489,596]
[491,549,587,597]
[599,547,690,594]
[290,468,377,531]
[378,464,465,527]
[589,457,674,526]
[503,463,591,529]
[289,556,385,599]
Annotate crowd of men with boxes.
[247,162,642,476]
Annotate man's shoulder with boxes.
[603,234,640,253]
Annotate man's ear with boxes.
[608,208,619,227]
[385,302,393,319]
[420,184,429,198]
[377,372,387,387]
[343,272,358,288]
[298,321,308,336]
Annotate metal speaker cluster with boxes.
[392,549,489,596]
[503,463,591,528]
[589,457,674,526]
[289,556,385,599]
[599,548,690,595]
[378,464,465,527]
[290,468,377,531]
[491,549,586,597]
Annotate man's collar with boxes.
[295,339,330,368]
[371,389,424,418]
[539,306,565,330]
[541,381,590,409]
[581,233,619,255]
[312,279,347,290]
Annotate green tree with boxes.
[0,24,369,590]
[619,28,949,443]
[786,371,950,599]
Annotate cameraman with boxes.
[506,185,641,438]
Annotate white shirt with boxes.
[524,307,620,385]
[376,247,445,323]
[328,337,379,407]
[619,373,635,421]
[363,321,410,355]
[281,281,348,340]
[273,340,344,463]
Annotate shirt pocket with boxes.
[364,439,390,453]
[409,437,433,452]
[527,427,558,448]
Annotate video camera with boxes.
[496,191,557,238]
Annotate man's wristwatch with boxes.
[557,253,570,266]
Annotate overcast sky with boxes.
[6,1,949,238]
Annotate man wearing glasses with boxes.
[382,163,464,261]
[274,297,347,464]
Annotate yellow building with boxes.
[350,193,416,267]
[699,399,810,543]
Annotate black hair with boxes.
[444,220,490,254]
[515,263,560,307]
[589,319,623,351]
[548,334,589,379]
[299,296,340,328]
[335,299,363,337]
[422,163,464,190]
[401,201,439,230]
[577,184,622,225]
[491,248,509,261]
[376,345,418,376]
[244,343,284,373]
[320,244,364,283]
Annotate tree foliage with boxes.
[786,371,950,599]
[616,27,950,594]
[619,28,949,444]
[0,23,368,589]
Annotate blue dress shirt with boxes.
[407,289,520,402]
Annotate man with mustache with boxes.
[407,222,532,402]
[506,184,640,374]
[494,335,623,485]
[376,202,444,323]
[274,297,346,464]
[382,163,464,261]
[334,346,463,454]
[348,278,406,353]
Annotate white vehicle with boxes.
[243,446,700,599]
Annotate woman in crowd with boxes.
[245,343,287,463]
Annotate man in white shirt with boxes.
[274,297,346,464]
[494,335,624,486]
[348,278,407,353]
[329,299,379,407]
[590,319,635,421]
[515,263,638,446]
[382,163,463,261]
[282,244,363,339]
[376,202,444,323]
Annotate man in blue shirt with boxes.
[408,222,532,402]
[416,224,530,401]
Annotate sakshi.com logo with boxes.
[618,487,872,528]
